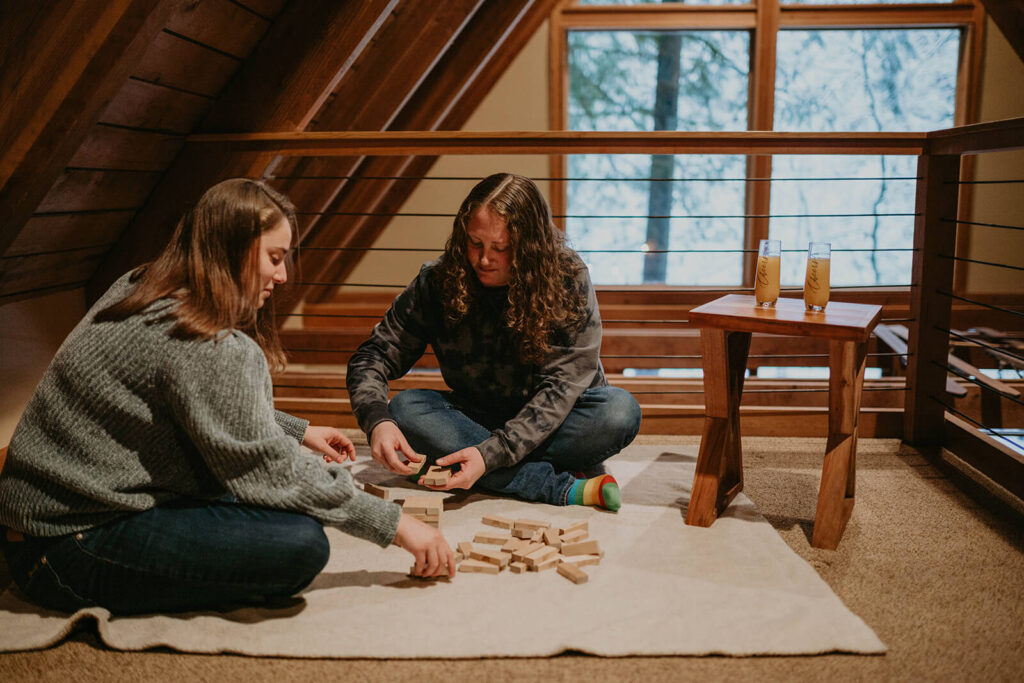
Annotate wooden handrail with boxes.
[185,130,928,156]
[927,116,1024,155]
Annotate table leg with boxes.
[812,339,867,549]
[687,328,750,527]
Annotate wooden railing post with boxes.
[904,152,960,445]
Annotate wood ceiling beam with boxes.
[301,0,561,303]
[87,0,401,302]
[0,0,178,260]
[978,0,1024,64]
[270,0,488,228]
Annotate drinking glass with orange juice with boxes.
[804,242,831,312]
[754,239,781,307]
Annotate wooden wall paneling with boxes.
[9,213,133,255]
[302,0,562,301]
[232,0,290,22]
[164,0,270,59]
[0,260,96,301]
[36,170,162,214]
[88,0,401,302]
[0,0,180,261]
[133,32,241,97]
[271,0,488,230]
[69,126,183,171]
[99,79,211,134]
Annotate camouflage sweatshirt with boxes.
[346,260,607,471]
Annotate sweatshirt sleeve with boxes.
[346,269,431,436]
[475,268,603,470]
[166,333,401,547]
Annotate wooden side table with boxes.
[686,294,882,549]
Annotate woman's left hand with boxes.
[303,426,357,463]
[426,447,486,490]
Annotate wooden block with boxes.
[454,552,464,563]
[407,567,451,580]
[531,556,559,572]
[513,518,551,531]
[525,545,559,567]
[562,539,600,557]
[542,528,561,548]
[459,559,500,574]
[423,467,451,486]
[363,483,388,499]
[469,548,511,567]
[481,514,514,529]
[559,520,588,535]
[510,561,528,574]
[457,541,474,556]
[501,537,525,553]
[512,527,534,539]
[403,496,443,512]
[557,561,589,584]
[473,531,509,545]
[531,529,544,542]
[511,542,544,563]
[560,553,601,568]
[560,528,588,544]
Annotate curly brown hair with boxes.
[96,178,296,372]
[435,173,588,365]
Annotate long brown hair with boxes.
[96,178,296,371]
[436,173,587,365]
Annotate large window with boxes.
[555,0,980,287]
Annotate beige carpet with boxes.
[0,444,884,657]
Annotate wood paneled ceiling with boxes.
[0,0,557,306]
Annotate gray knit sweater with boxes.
[0,273,401,546]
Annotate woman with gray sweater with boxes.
[0,179,454,615]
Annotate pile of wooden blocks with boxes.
[455,515,602,585]
[402,496,442,528]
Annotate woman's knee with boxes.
[278,516,330,587]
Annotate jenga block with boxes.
[501,537,525,553]
[560,528,588,544]
[363,483,388,499]
[525,545,559,567]
[557,561,589,584]
[423,467,451,486]
[531,556,559,572]
[531,529,544,542]
[562,539,600,556]
[560,553,601,568]
[457,541,474,556]
[511,542,544,563]
[481,514,514,529]
[459,559,500,574]
[469,548,511,567]
[473,531,509,545]
[559,520,588,535]
[402,496,441,514]
[454,552,464,563]
[512,527,534,539]
[510,561,528,574]
[408,567,451,580]
[513,518,551,532]
[542,528,561,548]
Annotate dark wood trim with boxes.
[927,116,1024,155]
[905,153,961,445]
[977,0,1024,63]
[944,412,1024,501]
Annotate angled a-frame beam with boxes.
[86,0,401,303]
[0,0,177,261]
[979,0,1024,64]
[270,0,488,228]
[292,0,560,305]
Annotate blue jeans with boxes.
[389,386,641,505]
[0,499,329,615]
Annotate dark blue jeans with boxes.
[389,386,641,505]
[0,499,329,615]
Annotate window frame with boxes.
[548,0,986,288]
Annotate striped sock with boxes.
[568,474,621,512]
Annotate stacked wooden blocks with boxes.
[422,465,452,486]
[402,496,442,528]
[454,515,602,584]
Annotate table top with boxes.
[688,294,882,342]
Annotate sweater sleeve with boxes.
[346,268,431,436]
[166,334,401,547]
[475,269,603,470]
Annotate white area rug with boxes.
[0,445,885,657]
